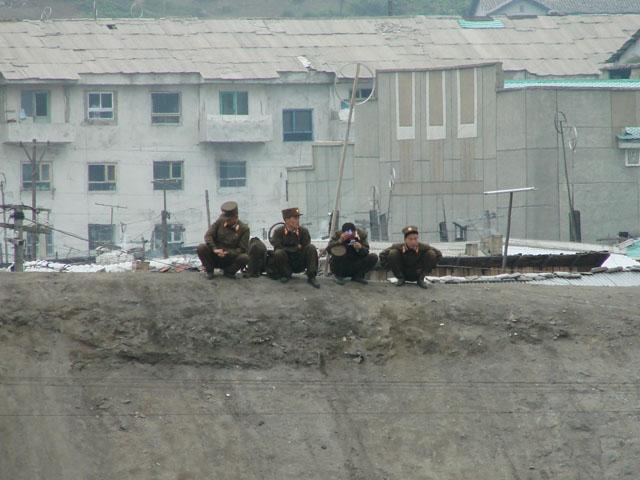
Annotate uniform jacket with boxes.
[379,242,442,267]
[327,227,370,259]
[270,225,311,253]
[204,216,250,256]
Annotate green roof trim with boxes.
[458,19,504,29]
[617,127,640,140]
[505,79,640,89]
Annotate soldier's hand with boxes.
[298,244,302,249]
[352,241,362,250]
[339,232,351,243]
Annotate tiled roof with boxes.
[0,15,639,81]
[473,0,640,15]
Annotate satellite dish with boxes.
[40,7,52,21]
[332,62,376,107]
[388,167,396,190]
[554,111,568,134]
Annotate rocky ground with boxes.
[1,271,639,479]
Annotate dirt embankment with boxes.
[1,272,639,479]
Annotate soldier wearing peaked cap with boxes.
[269,207,320,288]
[379,225,442,289]
[197,201,250,280]
[326,222,378,285]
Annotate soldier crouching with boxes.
[327,222,378,285]
[270,207,320,289]
[379,225,442,289]
[196,201,249,279]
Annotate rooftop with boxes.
[1,15,639,81]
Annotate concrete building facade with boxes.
[289,64,640,244]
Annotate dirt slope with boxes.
[1,272,639,479]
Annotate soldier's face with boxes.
[285,215,300,230]
[404,233,419,249]
[227,215,238,224]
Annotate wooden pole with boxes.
[205,189,211,226]
[501,192,514,273]
[325,63,361,274]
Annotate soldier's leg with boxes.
[224,253,249,275]
[351,253,378,279]
[272,249,293,278]
[416,249,441,277]
[386,249,405,280]
[329,256,349,278]
[302,244,319,278]
[196,243,216,275]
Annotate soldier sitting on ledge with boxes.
[326,222,378,285]
[270,207,320,289]
[196,201,249,280]
[379,226,442,289]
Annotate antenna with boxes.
[40,6,52,21]
[131,0,145,18]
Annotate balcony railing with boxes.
[200,114,273,143]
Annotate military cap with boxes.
[221,201,238,218]
[341,222,356,233]
[402,225,419,237]
[282,207,302,218]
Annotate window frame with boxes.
[88,163,117,192]
[153,223,185,250]
[88,224,115,250]
[87,91,115,121]
[625,149,640,167]
[282,109,313,142]
[153,161,184,190]
[151,92,181,125]
[220,91,249,115]
[25,232,54,258]
[21,162,52,191]
[219,161,247,188]
[21,90,50,123]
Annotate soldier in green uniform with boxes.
[379,225,442,288]
[196,201,250,279]
[270,207,320,288]
[326,222,378,285]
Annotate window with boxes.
[88,224,114,250]
[219,161,246,187]
[88,92,114,119]
[25,232,54,259]
[88,164,116,191]
[153,224,185,250]
[341,88,373,109]
[22,162,51,190]
[153,161,183,190]
[151,92,181,124]
[220,91,248,115]
[626,149,640,167]
[21,90,49,123]
[395,72,415,140]
[457,68,477,139]
[283,109,313,142]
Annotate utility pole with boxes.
[0,204,51,272]
[19,139,50,260]
[95,202,127,227]
[151,180,171,259]
[0,173,8,263]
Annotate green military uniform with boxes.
[379,226,442,287]
[197,201,249,277]
[326,223,378,284]
[270,207,319,287]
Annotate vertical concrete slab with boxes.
[497,90,526,151]
[525,89,558,150]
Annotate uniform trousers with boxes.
[196,243,248,275]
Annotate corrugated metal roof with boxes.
[474,0,640,15]
[458,18,505,28]
[0,15,638,81]
[617,126,640,139]
[504,78,640,89]
[531,270,640,286]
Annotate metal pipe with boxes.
[501,192,514,273]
